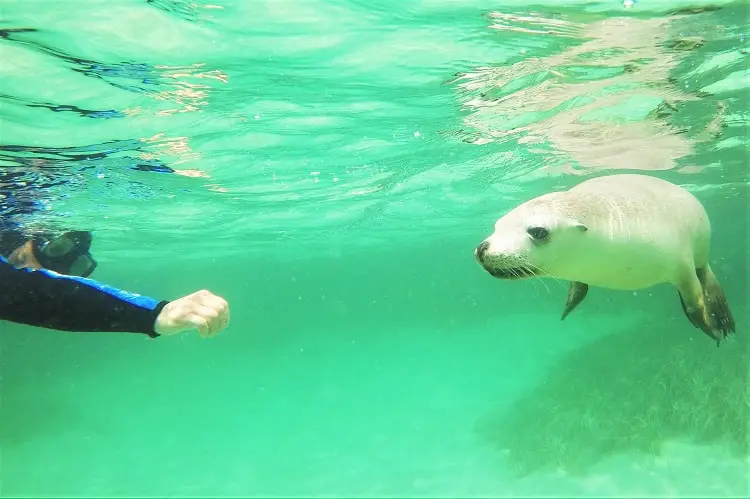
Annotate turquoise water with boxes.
[1,0,749,496]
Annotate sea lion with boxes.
[474,173,735,345]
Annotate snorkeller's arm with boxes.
[0,256,167,336]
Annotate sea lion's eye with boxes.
[527,226,549,242]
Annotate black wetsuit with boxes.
[0,255,168,337]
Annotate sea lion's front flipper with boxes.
[561,281,588,321]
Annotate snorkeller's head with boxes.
[9,230,98,278]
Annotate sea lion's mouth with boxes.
[487,266,537,279]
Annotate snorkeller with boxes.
[1,227,229,339]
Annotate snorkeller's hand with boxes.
[154,290,230,338]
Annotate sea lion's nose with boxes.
[475,240,490,261]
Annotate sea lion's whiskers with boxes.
[522,268,545,294]
[527,263,565,292]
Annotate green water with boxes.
[1,0,748,496]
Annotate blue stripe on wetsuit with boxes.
[0,255,168,336]
[35,264,161,309]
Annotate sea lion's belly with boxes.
[555,239,680,291]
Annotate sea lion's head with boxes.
[474,193,589,280]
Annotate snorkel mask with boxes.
[31,230,98,278]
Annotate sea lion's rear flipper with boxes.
[676,266,732,346]
[561,281,588,321]
[677,291,702,330]
[697,265,735,338]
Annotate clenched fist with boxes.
[154,289,229,338]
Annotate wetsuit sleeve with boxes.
[0,257,168,337]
